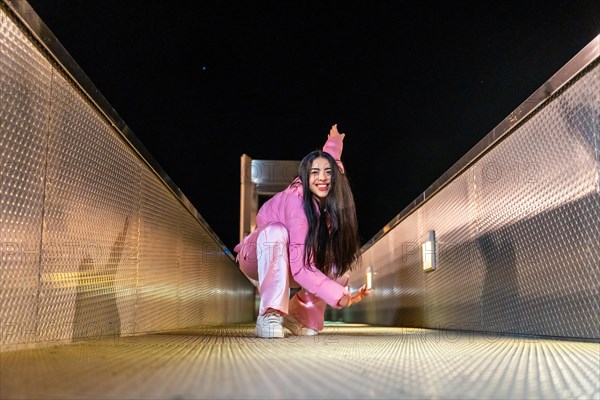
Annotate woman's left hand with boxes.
[338,284,372,308]
[350,284,371,304]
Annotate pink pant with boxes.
[235,222,348,332]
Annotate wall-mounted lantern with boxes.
[366,265,374,290]
[422,230,436,272]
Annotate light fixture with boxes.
[366,265,373,290]
[422,230,436,271]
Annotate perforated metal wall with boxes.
[342,55,600,339]
[0,5,51,344]
[0,3,254,349]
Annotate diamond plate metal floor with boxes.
[1,324,599,400]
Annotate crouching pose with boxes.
[234,124,371,338]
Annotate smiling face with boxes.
[309,156,332,202]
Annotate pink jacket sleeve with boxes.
[284,195,349,308]
[322,135,345,173]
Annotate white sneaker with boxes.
[283,314,318,336]
[256,312,284,338]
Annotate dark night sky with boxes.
[26,0,599,251]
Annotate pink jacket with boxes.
[238,135,348,308]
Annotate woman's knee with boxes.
[261,222,289,243]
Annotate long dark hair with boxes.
[297,150,361,277]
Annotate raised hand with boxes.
[328,123,346,141]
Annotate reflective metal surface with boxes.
[1,1,254,349]
[342,52,600,339]
[1,324,599,400]
[1,0,231,258]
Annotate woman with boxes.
[234,124,371,338]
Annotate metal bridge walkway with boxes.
[1,324,598,399]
